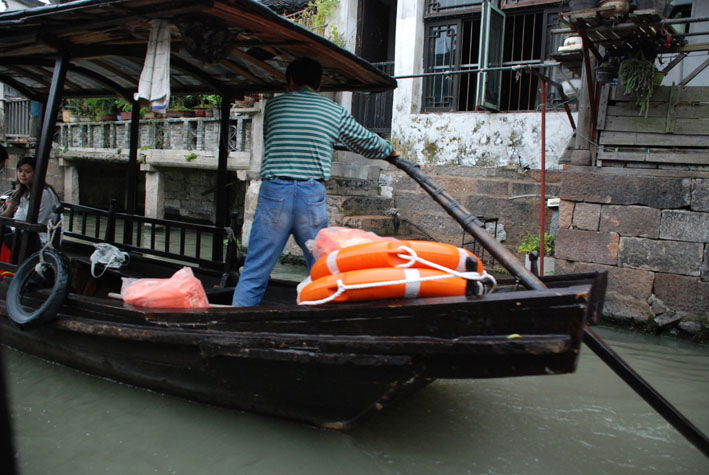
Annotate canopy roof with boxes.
[0,0,396,101]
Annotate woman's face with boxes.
[16,164,34,186]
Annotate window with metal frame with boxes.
[423,2,565,113]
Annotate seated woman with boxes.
[1,156,61,256]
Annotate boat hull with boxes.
[0,273,604,429]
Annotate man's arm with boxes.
[337,109,396,159]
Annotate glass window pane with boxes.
[476,2,505,111]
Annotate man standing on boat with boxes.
[232,57,399,306]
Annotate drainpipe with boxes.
[539,81,546,275]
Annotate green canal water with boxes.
[3,325,708,474]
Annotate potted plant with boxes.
[115,98,133,120]
[193,97,214,117]
[86,97,118,121]
[596,58,619,84]
[598,0,630,18]
[166,96,196,118]
[618,52,658,117]
[202,94,222,118]
[60,98,83,122]
[517,232,555,276]
[635,0,667,15]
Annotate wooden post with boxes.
[123,98,140,245]
[213,95,233,262]
[20,51,68,263]
[571,35,596,166]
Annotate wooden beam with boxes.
[0,73,42,101]
[678,55,709,87]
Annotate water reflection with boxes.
[4,327,708,474]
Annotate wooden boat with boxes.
[0,247,606,428]
[0,0,608,430]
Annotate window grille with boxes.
[423,4,567,113]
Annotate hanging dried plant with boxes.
[618,53,657,118]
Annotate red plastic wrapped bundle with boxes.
[122,267,209,309]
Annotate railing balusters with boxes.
[59,202,230,269]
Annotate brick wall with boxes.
[556,168,708,332]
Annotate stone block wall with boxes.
[381,164,561,253]
[2,144,64,198]
[556,168,708,333]
[162,168,220,222]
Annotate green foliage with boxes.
[290,0,344,46]
[517,232,555,255]
[184,153,199,161]
[115,98,132,111]
[200,94,221,106]
[84,98,117,119]
[618,53,657,118]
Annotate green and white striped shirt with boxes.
[260,88,394,180]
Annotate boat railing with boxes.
[61,202,240,277]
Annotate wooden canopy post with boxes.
[123,97,141,245]
[18,51,68,263]
[213,95,233,262]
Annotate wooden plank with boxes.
[597,84,610,130]
[610,85,709,103]
[603,116,709,135]
[597,150,709,165]
[606,102,709,120]
[666,86,681,133]
[604,116,666,133]
[599,131,709,147]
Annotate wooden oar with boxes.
[387,155,709,457]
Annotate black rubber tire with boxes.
[6,249,70,328]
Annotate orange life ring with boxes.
[310,240,482,281]
[298,267,467,304]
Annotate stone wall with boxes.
[556,168,708,335]
[381,164,561,256]
[1,144,64,198]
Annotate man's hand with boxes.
[389,149,400,158]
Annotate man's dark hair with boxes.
[286,57,323,90]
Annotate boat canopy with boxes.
[0,0,397,101]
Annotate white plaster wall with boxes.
[389,0,574,169]
[391,0,425,126]
[391,111,575,169]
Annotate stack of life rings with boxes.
[297,239,497,305]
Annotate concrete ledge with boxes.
[56,148,250,170]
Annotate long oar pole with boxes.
[386,155,709,457]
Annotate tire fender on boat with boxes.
[6,249,70,328]
[310,240,483,280]
[298,267,467,304]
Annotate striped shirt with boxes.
[260,88,394,180]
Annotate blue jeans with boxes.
[232,178,328,306]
